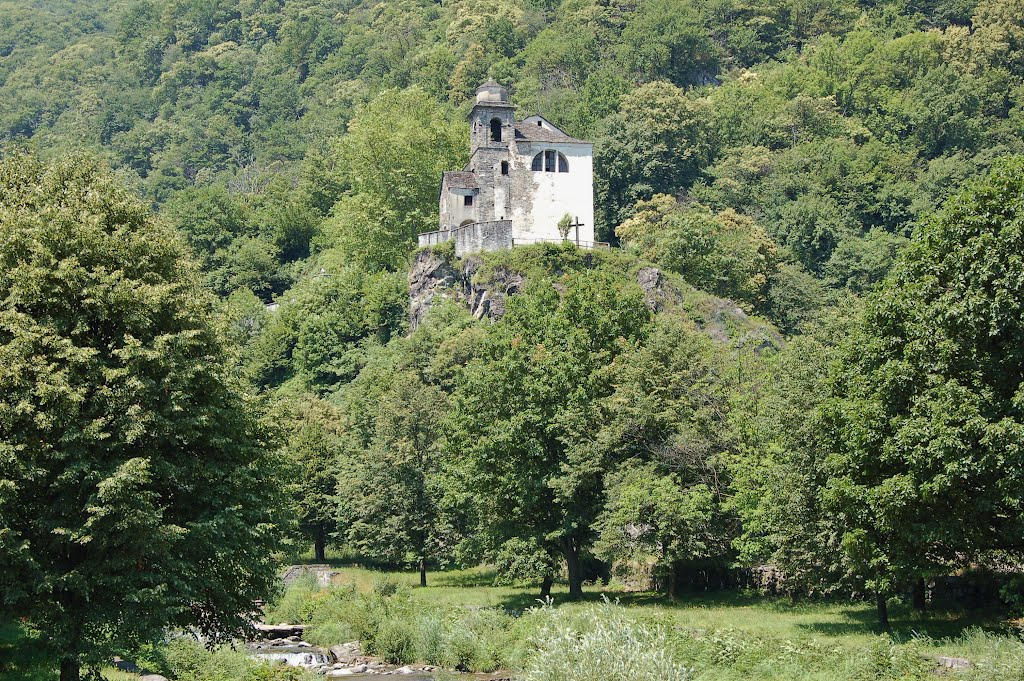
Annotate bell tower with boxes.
[467,79,515,222]
[469,79,515,155]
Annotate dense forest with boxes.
[3,0,1024,678]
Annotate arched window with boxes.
[531,151,569,173]
[490,118,502,142]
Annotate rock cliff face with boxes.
[408,249,523,330]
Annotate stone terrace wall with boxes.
[417,220,512,257]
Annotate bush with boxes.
[373,618,416,663]
[998,575,1024,615]
[517,600,690,681]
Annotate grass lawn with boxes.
[313,559,1015,663]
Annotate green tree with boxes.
[318,89,466,271]
[818,158,1024,627]
[591,314,739,595]
[596,463,716,598]
[0,154,284,681]
[451,265,652,597]
[594,82,714,238]
[337,368,450,586]
[616,194,779,312]
[335,306,476,585]
[280,396,343,562]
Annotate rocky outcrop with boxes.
[636,266,681,312]
[409,251,522,330]
[460,257,523,321]
[409,249,459,329]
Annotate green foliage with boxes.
[333,304,477,580]
[159,637,314,681]
[317,89,466,271]
[617,194,779,312]
[451,264,653,594]
[0,153,285,678]
[278,397,344,560]
[759,158,1024,618]
[594,82,715,237]
[245,265,407,392]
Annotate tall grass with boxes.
[518,599,690,681]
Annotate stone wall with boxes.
[417,220,513,257]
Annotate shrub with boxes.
[372,618,415,663]
[264,574,319,625]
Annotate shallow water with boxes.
[249,644,331,667]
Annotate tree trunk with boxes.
[876,591,890,630]
[912,577,926,613]
[60,657,79,681]
[539,575,553,600]
[562,538,583,598]
[667,562,677,600]
[314,524,326,562]
[419,555,427,588]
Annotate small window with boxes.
[558,154,568,172]
[501,161,509,175]
[490,118,502,142]
[545,150,556,172]
[464,195,473,206]
[531,153,543,171]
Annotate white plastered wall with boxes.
[510,142,595,245]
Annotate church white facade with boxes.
[419,80,597,256]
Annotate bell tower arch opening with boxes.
[490,118,502,142]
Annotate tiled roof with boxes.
[513,121,588,144]
[442,171,478,189]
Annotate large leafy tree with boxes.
[817,157,1024,626]
[594,81,715,239]
[317,88,467,272]
[0,154,285,681]
[451,265,651,597]
[591,315,738,595]
[334,304,479,586]
[279,395,343,562]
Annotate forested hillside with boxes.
[4,0,1024,677]
[3,0,1023,319]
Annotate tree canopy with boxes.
[0,153,285,681]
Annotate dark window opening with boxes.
[490,118,502,142]
[501,161,509,175]
[464,195,473,206]
[545,150,555,172]
[558,154,568,172]
[531,153,543,171]
[536,121,542,126]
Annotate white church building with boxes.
[418,80,599,256]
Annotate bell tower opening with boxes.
[490,118,502,142]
